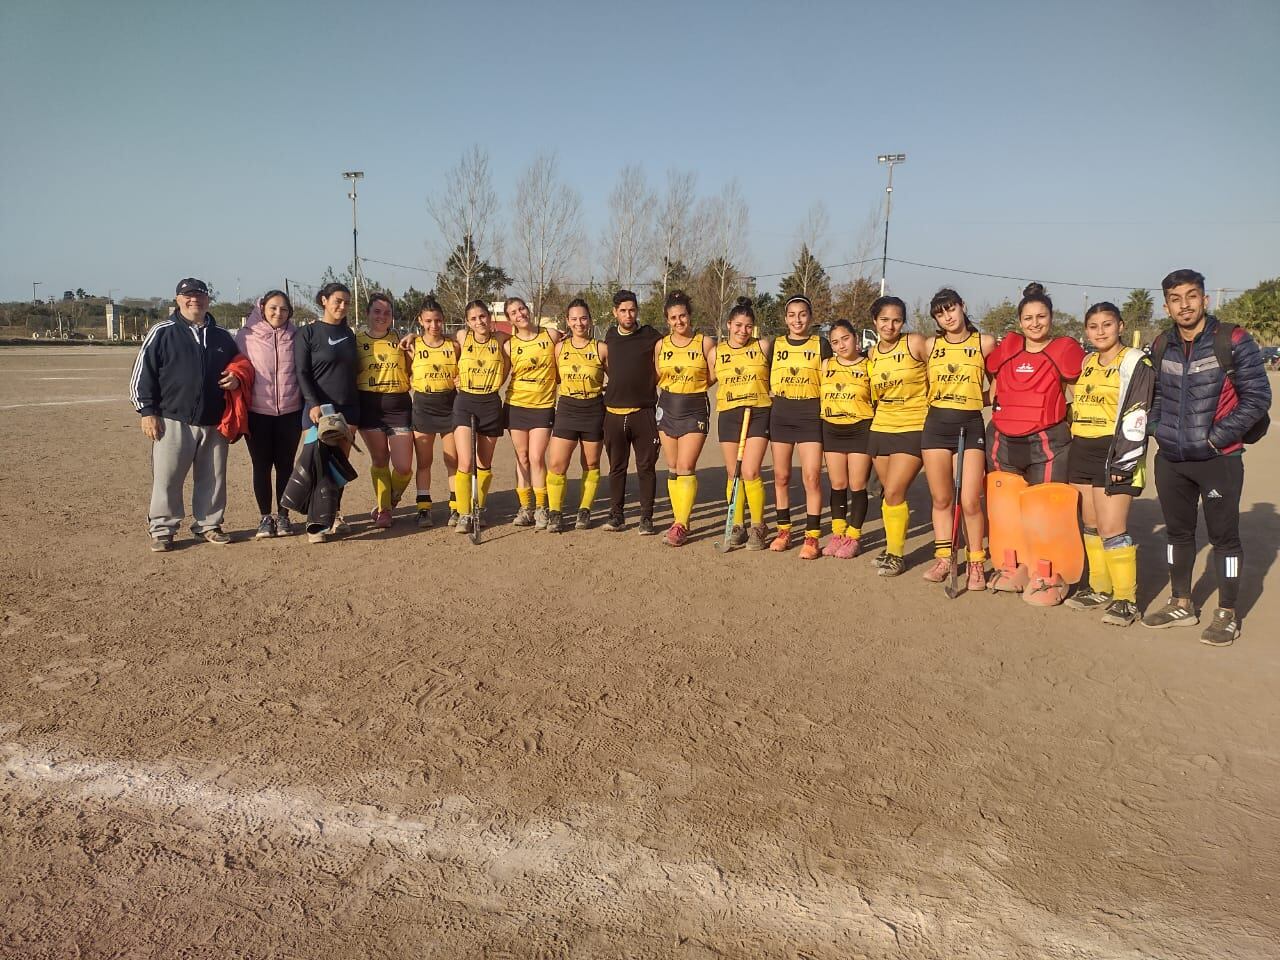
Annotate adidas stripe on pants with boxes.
[1154,452,1244,609]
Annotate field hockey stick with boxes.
[944,428,967,599]
[714,408,751,553]
[469,413,481,545]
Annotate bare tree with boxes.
[601,165,655,291]
[427,145,499,320]
[699,181,750,334]
[512,153,583,322]
[652,169,701,303]
[790,202,833,303]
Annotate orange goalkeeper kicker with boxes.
[986,471,1028,574]
[1019,482,1083,584]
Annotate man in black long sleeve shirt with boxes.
[601,290,662,533]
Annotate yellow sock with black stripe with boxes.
[454,471,472,515]
[1103,538,1138,603]
[832,517,848,537]
[1083,529,1112,594]
[579,468,600,510]
[775,506,792,532]
[934,539,953,559]
[882,501,909,556]
[535,487,547,509]
[674,474,697,526]
[415,490,432,513]
[477,469,493,507]
[370,467,392,511]
[805,514,821,539]
[447,484,456,514]
[745,478,765,527]
[547,472,567,512]
[516,486,533,510]
[967,548,988,563]
[391,470,412,506]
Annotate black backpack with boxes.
[1151,322,1270,444]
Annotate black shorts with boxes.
[412,390,456,435]
[453,391,506,438]
[868,429,923,458]
[1068,434,1139,494]
[506,403,555,431]
[299,401,358,429]
[822,419,871,455]
[357,391,412,435]
[921,407,987,452]
[987,420,1071,484]
[716,405,770,443]
[553,396,604,442]
[656,391,710,438]
[769,396,822,444]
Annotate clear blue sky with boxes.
[2,0,1277,314]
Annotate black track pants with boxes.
[245,411,304,514]
[1154,453,1244,609]
[604,408,659,520]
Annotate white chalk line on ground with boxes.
[0,739,1143,956]
[0,398,120,410]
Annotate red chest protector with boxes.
[987,334,1083,437]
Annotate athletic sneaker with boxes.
[275,511,294,536]
[1066,589,1112,611]
[637,517,657,536]
[447,509,460,528]
[416,508,433,529]
[456,515,473,535]
[664,522,688,547]
[836,536,860,560]
[746,524,770,551]
[878,553,905,577]
[1200,608,1239,647]
[534,507,550,531]
[374,509,393,530]
[329,514,350,537]
[822,535,844,558]
[149,536,171,553]
[603,512,625,532]
[921,557,951,583]
[874,549,890,569]
[966,561,987,592]
[1101,599,1140,627]
[730,524,749,548]
[576,508,592,530]
[799,536,821,560]
[546,509,564,533]
[255,516,275,540]
[513,506,535,527]
[201,528,231,545]
[769,529,793,552]
[1142,599,1200,630]
[307,528,329,544]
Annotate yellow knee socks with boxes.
[1104,543,1138,603]
[390,470,412,507]
[883,501,909,556]
[580,468,600,510]
[745,478,765,527]
[516,486,533,510]
[1084,530,1113,594]
[535,487,547,509]
[670,475,697,526]
[547,472,566,512]
[370,467,392,511]
[454,470,472,515]
[477,469,493,508]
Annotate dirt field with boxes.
[2,345,1278,959]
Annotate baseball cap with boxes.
[175,278,211,297]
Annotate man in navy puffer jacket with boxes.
[1143,268,1272,645]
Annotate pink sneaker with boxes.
[374,509,393,529]
[922,556,951,582]
[837,536,861,559]
[822,534,844,557]
[967,561,987,592]
[663,522,688,547]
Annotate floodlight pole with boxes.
[32,281,41,303]
[343,171,364,325]
[877,153,906,296]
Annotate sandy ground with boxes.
[1,345,1278,960]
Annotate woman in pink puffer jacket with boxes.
[234,290,304,538]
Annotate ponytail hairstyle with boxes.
[464,299,492,319]
[727,295,755,325]
[315,281,351,308]
[565,297,591,319]
[870,295,907,320]
[1017,282,1053,318]
[260,289,293,320]
[829,317,857,337]
[664,289,693,316]
[1084,301,1123,324]
[783,294,813,312]
[928,287,976,333]
[418,295,445,322]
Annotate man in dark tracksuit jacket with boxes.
[130,278,243,550]
[601,289,663,534]
[1142,268,1272,645]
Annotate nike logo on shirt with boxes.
[328,336,349,346]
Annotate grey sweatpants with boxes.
[148,418,228,538]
